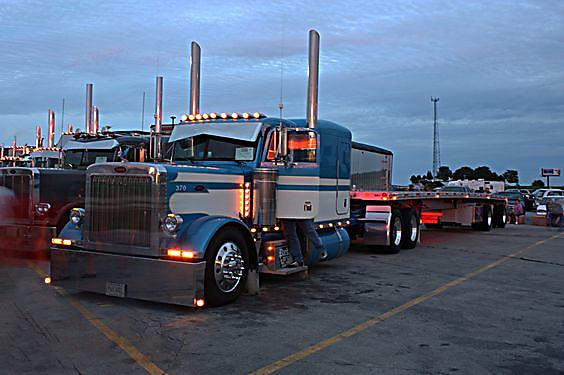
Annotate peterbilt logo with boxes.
[304,201,313,212]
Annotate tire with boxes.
[386,209,403,254]
[204,228,249,306]
[472,205,493,231]
[494,205,506,229]
[401,209,419,249]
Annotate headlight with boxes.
[35,203,51,216]
[162,214,183,234]
[70,208,85,226]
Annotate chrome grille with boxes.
[87,174,154,247]
[0,172,32,219]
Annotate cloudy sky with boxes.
[1,0,562,184]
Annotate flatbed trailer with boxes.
[348,190,507,253]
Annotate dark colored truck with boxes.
[0,131,150,254]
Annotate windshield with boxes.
[32,157,59,168]
[63,149,117,168]
[173,135,257,162]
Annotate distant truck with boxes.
[49,31,506,308]
[0,131,150,253]
[448,179,505,193]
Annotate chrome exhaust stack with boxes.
[35,125,42,148]
[85,83,93,134]
[152,76,164,159]
[48,109,56,147]
[306,29,320,129]
[189,41,201,115]
[92,106,99,133]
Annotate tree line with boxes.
[410,166,519,184]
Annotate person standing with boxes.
[281,219,327,267]
[513,198,524,225]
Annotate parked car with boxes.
[506,189,535,211]
[536,196,564,217]
[532,189,564,209]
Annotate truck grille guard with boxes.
[83,163,167,257]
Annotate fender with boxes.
[169,215,257,269]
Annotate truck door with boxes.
[263,129,320,219]
[336,142,350,215]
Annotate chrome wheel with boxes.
[393,216,402,246]
[214,242,245,293]
[410,215,418,242]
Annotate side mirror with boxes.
[275,127,288,162]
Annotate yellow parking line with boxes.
[251,233,562,375]
[30,265,165,375]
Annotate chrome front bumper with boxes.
[50,247,206,307]
[0,224,56,252]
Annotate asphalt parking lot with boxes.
[1,224,563,375]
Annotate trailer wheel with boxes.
[494,205,507,229]
[386,209,403,254]
[473,205,493,231]
[204,228,249,306]
[401,209,419,249]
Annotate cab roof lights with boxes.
[179,112,265,123]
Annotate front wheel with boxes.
[204,228,249,306]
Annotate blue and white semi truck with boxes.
[49,30,506,307]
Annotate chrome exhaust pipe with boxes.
[35,125,42,148]
[68,123,73,133]
[152,76,164,159]
[92,106,99,133]
[48,109,55,147]
[306,29,320,129]
[190,41,201,115]
[85,83,93,133]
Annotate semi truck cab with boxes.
[50,114,352,306]
[0,131,150,254]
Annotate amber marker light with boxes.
[51,238,72,246]
[435,194,441,198]
[242,112,250,119]
[181,114,189,122]
[220,112,228,119]
[167,249,196,259]
[253,112,261,119]
[250,228,257,233]
[194,298,205,307]
[231,112,239,119]
[44,276,52,284]
[274,226,280,231]
[202,113,209,120]
[210,112,217,119]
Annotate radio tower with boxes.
[431,97,440,178]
